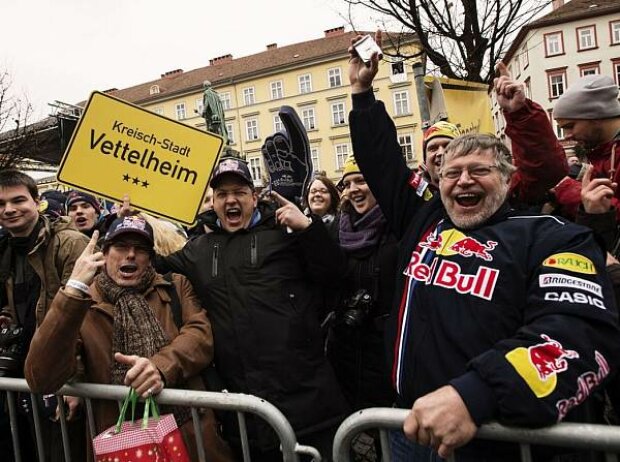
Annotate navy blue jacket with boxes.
[349,89,620,430]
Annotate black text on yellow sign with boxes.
[57,92,223,225]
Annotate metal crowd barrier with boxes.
[0,377,321,462]
[333,407,620,462]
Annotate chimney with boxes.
[324,26,345,38]
[209,54,233,66]
[161,69,183,78]
[266,43,277,50]
[552,0,564,10]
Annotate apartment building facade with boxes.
[493,0,620,148]
[106,27,422,186]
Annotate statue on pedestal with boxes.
[201,80,229,147]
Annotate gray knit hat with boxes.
[554,75,620,120]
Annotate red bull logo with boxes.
[418,230,497,262]
[403,251,499,300]
[529,334,579,381]
[449,237,497,261]
[506,334,579,398]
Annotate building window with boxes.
[270,81,283,100]
[175,102,186,120]
[524,78,532,100]
[547,69,567,99]
[311,147,320,171]
[544,32,564,57]
[521,45,529,68]
[335,144,350,170]
[331,102,346,126]
[302,107,316,131]
[579,62,600,77]
[613,59,620,86]
[149,85,160,95]
[249,157,262,182]
[547,109,564,140]
[393,91,410,116]
[577,25,597,51]
[398,134,414,162]
[195,98,204,116]
[225,123,235,144]
[298,74,312,94]
[328,68,342,88]
[243,87,255,106]
[513,56,521,77]
[245,118,259,141]
[273,114,283,132]
[391,61,405,75]
[611,21,620,45]
[153,107,164,116]
[220,92,231,110]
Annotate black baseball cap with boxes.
[104,216,154,245]
[210,158,254,188]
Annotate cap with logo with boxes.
[210,158,254,188]
[104,216,154,246]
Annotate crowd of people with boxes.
[1,31,620,462]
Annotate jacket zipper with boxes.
[250,235,257,266]
[212,243,219,277]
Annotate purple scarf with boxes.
[339,204,387,251]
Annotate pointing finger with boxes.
[270,191,292,207]
[114,352,138,366]
[582,164,593,187]
[85,230,99,253]
[495,61,510,78]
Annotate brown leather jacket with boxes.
[25,272,233,462]
[1,216,88,326]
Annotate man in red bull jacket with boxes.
[348,32,620,461]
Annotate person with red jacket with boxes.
[552,75,620,220]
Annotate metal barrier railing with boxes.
[0,377,320,462]
[333,407,620,462]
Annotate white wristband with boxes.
[66,279,90,295]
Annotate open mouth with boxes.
[225,207,242,223]
[119,264,138,277]
[455,193,482,207]
[75,217,88,227]
[351,194,366,205]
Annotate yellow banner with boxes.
[57,92,223,225]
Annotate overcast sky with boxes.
[1,0,380,122]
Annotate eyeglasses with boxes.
[309,188,329,195]
[439,164,500,181]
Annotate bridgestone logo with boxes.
[539,273,603,297]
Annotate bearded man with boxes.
[347,32,620,461]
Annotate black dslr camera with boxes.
[0,325,25,377]
[341,289,373,328]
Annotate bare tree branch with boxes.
[343,0,552,82]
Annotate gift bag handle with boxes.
[141,395,161,429]
[114,388,139,434]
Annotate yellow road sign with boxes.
[57,91,223,225]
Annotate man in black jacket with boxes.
[157,157,348,461]
[348,33,620,461]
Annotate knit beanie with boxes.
[65,190,102,215]
[423,121,461,160]
[554,75,620,120]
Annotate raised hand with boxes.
[581,164,616,214]
[271,191,311,232]
[114,352,164,398]
[494,62,526,113]
[348,30,382,94]
[67,231,105,289]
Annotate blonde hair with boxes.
[138,213,187,256]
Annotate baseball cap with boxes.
[104,216,154,245]
[210,158,254,188]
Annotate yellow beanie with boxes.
[341,153,361,180]
[423,121,460,160]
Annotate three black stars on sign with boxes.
[122,173,149,188]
